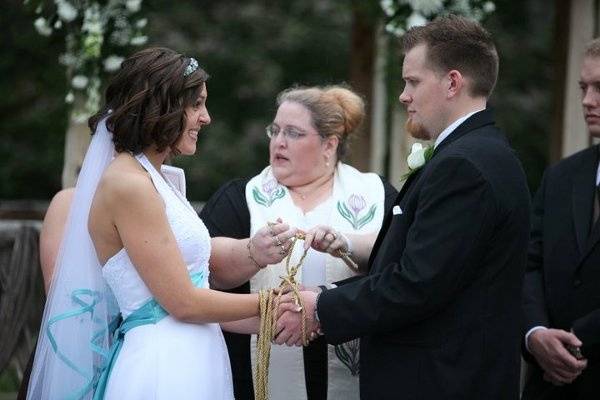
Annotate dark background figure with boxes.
[521,38,600,399]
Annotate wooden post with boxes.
[348,2,376,172]
[61,96,91,188]
[370,22,389,176]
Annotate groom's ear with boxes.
[446,69,465,99]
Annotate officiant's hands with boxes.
[249,218,298,266]
[273,290,320,346]
[303,225,349,257]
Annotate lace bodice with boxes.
[102,154,211,318]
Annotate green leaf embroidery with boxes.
[252,187,268,207]
[272,187,286,202]
[356,204,377,229]
[337,201,355,227]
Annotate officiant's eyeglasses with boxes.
[266,123,323,141]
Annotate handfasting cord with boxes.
[254,229,359,400]
[336,250,360,272]
[255,234,310,400]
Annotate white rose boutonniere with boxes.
[403,142,433,180]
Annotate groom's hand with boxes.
[274,291,320,346]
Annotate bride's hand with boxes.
[249,218,298,266]
[303,225,350,258]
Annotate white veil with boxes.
[27,116,120,399]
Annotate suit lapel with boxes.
[366,108,495,272]
[367,168,424,271]
[575,146,600,263]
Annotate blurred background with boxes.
[0,0,595,396]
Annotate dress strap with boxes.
[134,153,196,215]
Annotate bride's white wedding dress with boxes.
[99,154,233,399]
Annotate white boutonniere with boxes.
[403,142,433,180]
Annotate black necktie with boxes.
[592,184,600,234]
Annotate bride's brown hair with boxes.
[89,47,209,154]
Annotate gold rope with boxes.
[254,231,358,400]
[254,234,310,400]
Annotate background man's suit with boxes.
[522,145,600,399]
[317,109,531,399]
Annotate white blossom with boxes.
[71,75,89,89]
[135,18,147,28]
[103,55,124,72]
[54,19,62,29]
[34,17,52,36]
[405,0,444,15]
[56,0,78,22]
[65,91,75,104]
[407,11,427,28]
[380,0,396,17]
[130,35,148,46]
[483,1,496,13]
[125,0,142,13]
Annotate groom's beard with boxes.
[405,117,431,140]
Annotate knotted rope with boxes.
[254,230,359,400]
[255,233,309,400]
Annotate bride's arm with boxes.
[103,173,260,323]
[220,317,260,335]
[208,222,296,290]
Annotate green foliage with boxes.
[0,0,68,199]
[484,0,554,192]
[0,0,557,200]
[145,0,353,200]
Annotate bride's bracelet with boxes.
[247,239,267,270]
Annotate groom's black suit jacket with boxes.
[522,145,600,399]
[317,109,531,399]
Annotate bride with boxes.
[27,47,298,399]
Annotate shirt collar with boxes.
[434,109,485,149]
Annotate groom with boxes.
[276,15,531,399]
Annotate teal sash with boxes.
[93,271,204,399]
[46,270,205,400]
[93,270,205,399]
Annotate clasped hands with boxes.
[528,328,588,386]
[272,287,322,347]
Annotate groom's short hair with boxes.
[584,37,600,58]
[402,14,499,99]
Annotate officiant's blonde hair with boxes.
[276,85,365,161]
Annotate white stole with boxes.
[246,163,385,291]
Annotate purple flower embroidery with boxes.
[337,194,377,230]
[262,178,278,195]
[348,194,366,215]
[253,178,285,207]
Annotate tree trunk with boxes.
[61,97,91,188]
[348,2,376,172]
[369,22,389,176]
